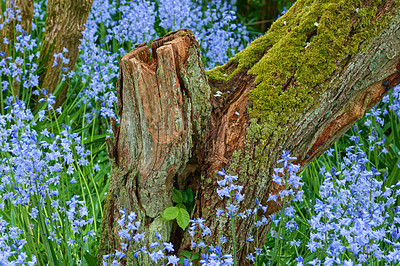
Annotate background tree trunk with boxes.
[38,0,93,107]
[0,0,34,97]
[13,0,33,34]
[99,1,400,264]
[0,0,34,54]
[0,0,92,103]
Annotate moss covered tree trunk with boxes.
[99,1,400,264]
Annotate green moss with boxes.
[211,1,397,168]
[206,65,230,82]
[206,0,398,192]
[248,0,394,125]
[209,0,395,126]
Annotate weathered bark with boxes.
[38,0,93,107]
[100,1,400,264]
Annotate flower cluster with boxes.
[268,151,303,229]
[299,130,400,264]
[0,98,96,263]
[103,209,179,265]
[158,0,249,69]
[0,7,40,95]
[0,216,37,265]
[287,86,400,264]
[77,13,120,123]
[260,151,304,263]
[271,150,303,202]
[107,0,157,46]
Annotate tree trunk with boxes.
[13,0,33,35]
[0,0,33,54]
[99,1,400,264]
[38,0,93,107]
[261,0,278,32]
[0,0,34,97]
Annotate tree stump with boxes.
[99,1,400,264]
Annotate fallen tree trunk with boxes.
[99,0,400,264]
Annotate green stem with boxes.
[231,210,237,266]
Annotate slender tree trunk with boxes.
[261,0,278,32]
[13,0,33,34]
[0,0,92,103]
[0,0,34,97]
[38,0,93,107]
[0,0,34,54]
[99,0,400,264]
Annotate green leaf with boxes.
[386,160,400,187]
[84,251,97,266]
[185,187,193,202]
[162,207,179,220]
[390,112,400,149]
[176,203,186,211]
[181,190,188,203]
[172,189,183,203]
[190,252,199,261]
[176,208,190,230]
[178,251,199,262]
[83,134,108,144]
[180,250,191,258]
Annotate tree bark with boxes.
[38,0,93,107]
[99,1,400,264]
[0,0,34,97]
[0,0,33,54]
[13,0,33,35]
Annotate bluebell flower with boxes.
[167,255,179,265]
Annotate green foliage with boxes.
[236,0,295,34]
[83,251,98,266]
[162,188,194,230]
[0,1,111,264]
[179,250,200,264]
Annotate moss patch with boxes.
[206,65,230,82]
[208,0,398,176]
[249,0,395,124]
[209,0,396,133]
